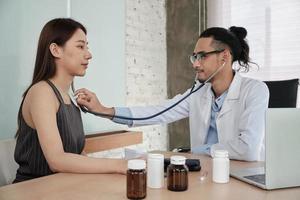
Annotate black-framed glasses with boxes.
[189,49,225,64]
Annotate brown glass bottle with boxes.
[127,160,147,199]
[167,156,188,191]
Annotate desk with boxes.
[0,152,299,200]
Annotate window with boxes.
[207,0,300,104]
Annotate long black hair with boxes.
[16,18,86,138]
[200,26,257,72]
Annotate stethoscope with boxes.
[78,62,226,120]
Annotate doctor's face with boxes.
[192,37,224,83]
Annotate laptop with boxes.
[230,108,300,190]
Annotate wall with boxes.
[0,0,68,140]
[166,0,200,150]
[126,0,167,151]
[91,0,168,158]
[0,0,126,139]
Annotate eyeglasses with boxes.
[189,49,225,64]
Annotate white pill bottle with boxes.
[212,150,230,183]
[147,153,164,188]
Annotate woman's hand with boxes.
[75,88,115,118]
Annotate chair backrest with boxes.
[264,79,299,108]
[0,139,18,186]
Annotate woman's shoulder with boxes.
[27,81,58,104]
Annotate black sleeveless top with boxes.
[13,81,85,183]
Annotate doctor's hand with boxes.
[75,88,115,119]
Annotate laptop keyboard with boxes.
[244,174,265,185]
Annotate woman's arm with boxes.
[28,83,127,174]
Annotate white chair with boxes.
[0,139,18,186]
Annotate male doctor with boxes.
[76,26,269,161]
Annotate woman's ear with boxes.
[49,43,62,58]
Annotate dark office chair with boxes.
[264,79,299,108]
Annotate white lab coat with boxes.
[129,73,269,161]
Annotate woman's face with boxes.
[58,28,92,77]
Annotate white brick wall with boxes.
[90,0,167,158]
[126,0,167,152]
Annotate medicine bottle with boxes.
[212,150,230,183]
[147,153,164,188]
[167,155,188,191]
[127,159,147,199]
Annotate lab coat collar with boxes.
[218,72,242,118]
[226,72,242,100]
[201,72,242,118]
[202,71,242,100]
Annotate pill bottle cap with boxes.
[148,153,164,160]
[128,159,146,170]
[213,150,229,158]
[170,155,186,165]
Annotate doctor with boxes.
[76,26,269,161]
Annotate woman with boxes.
[76,26,269,161]
[14,18,127,183]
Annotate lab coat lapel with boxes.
[218,73,242,118]
[199,84,213,142]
